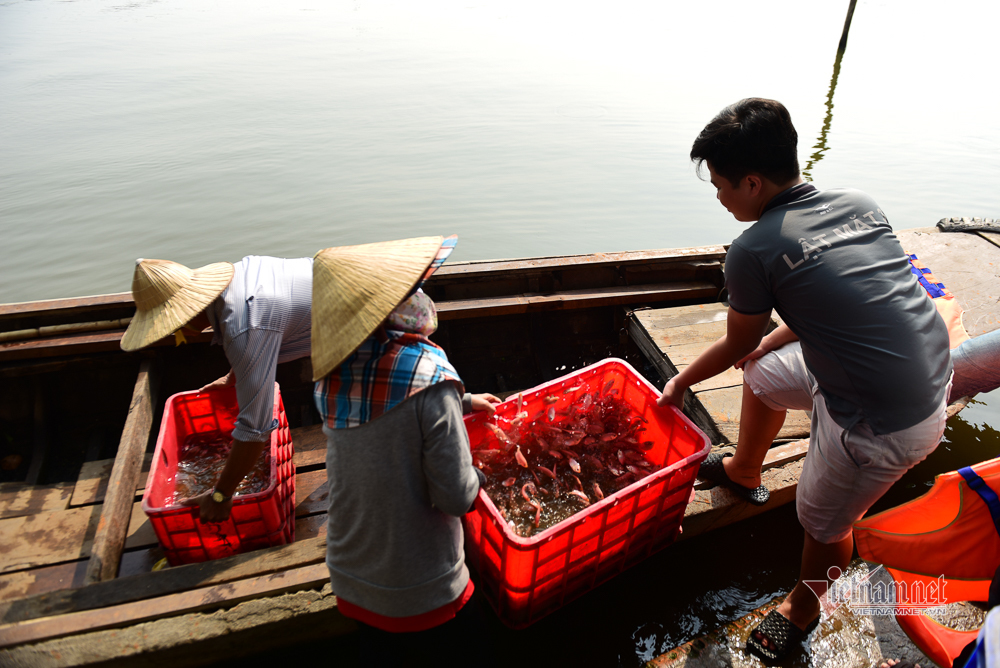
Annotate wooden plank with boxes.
[85,360,156,585]
[432,245,728,280]
[0,561,87,602]
[0,329,213,363]
[633,302,728,333]
[0,482,73,519]
[680,458,804,540]
[0,536,328,625]
[292,423,326,468]
[295,469,329,516]
[0,505,101,573]
[70,456,151,507]
[696,386,811,443]
[0,292,132,321]
[0,562,330,649]
[0,587,351,668]
[0,283,717,359]
[1,466,329,573]
[436,281,718,320]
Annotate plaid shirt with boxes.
[314,328,463,429]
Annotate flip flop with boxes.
[745,609,819,665]
[698,452,770,506]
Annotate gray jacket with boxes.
[323,381,480,617]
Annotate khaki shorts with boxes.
[743,342,948,544]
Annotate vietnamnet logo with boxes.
[804,565,949,617]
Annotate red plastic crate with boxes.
[462,358,710,628]
[142,383,295,565]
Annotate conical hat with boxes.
[121,258,234,352]
[311,236,447,381]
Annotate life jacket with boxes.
[908,252,970,350]
[854,458,1000,668]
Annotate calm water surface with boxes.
[4,1,1000,665]
[2,0,999,303]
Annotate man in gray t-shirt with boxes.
[658,98,952,663]
[725,186,951,434]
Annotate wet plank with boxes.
[0,482,73,519]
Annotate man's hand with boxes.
[735,322,799,370]
[470,393,502,416]
[735,344,770,370]
[657,377,686,410]
[199,370,235,394]
[181,491,233,523]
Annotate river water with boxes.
[2,0,999,304]
[3,1,999,665]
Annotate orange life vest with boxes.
[907,252,970,350]
[854,458,1000,668]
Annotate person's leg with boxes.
[776,531,853,629]
[749,392,947,659]
[950,330,1000,401]
[729,342,816,488]
[723,381,787,489]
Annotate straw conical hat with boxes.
[121,258,234,352]
[311,236,446,381]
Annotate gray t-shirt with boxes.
[725,186,951,434]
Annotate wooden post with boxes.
[84,359,156,584]
[837,0,858,53]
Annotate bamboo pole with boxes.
[838,0,858,54]
[0,318,132,344]
[84,359,156,584]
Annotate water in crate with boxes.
[472,381,659,537]
[167,431,271,505]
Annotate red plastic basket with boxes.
[462,358,710,628]
[142,383,295,565]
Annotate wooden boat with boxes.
[1,226,996,666]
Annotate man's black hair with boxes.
[690,98,800,187]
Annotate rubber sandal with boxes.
[698,452,770,506]
[745,609,819,665]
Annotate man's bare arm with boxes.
[657,308,773,409]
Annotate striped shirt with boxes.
[206,256,313,442]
